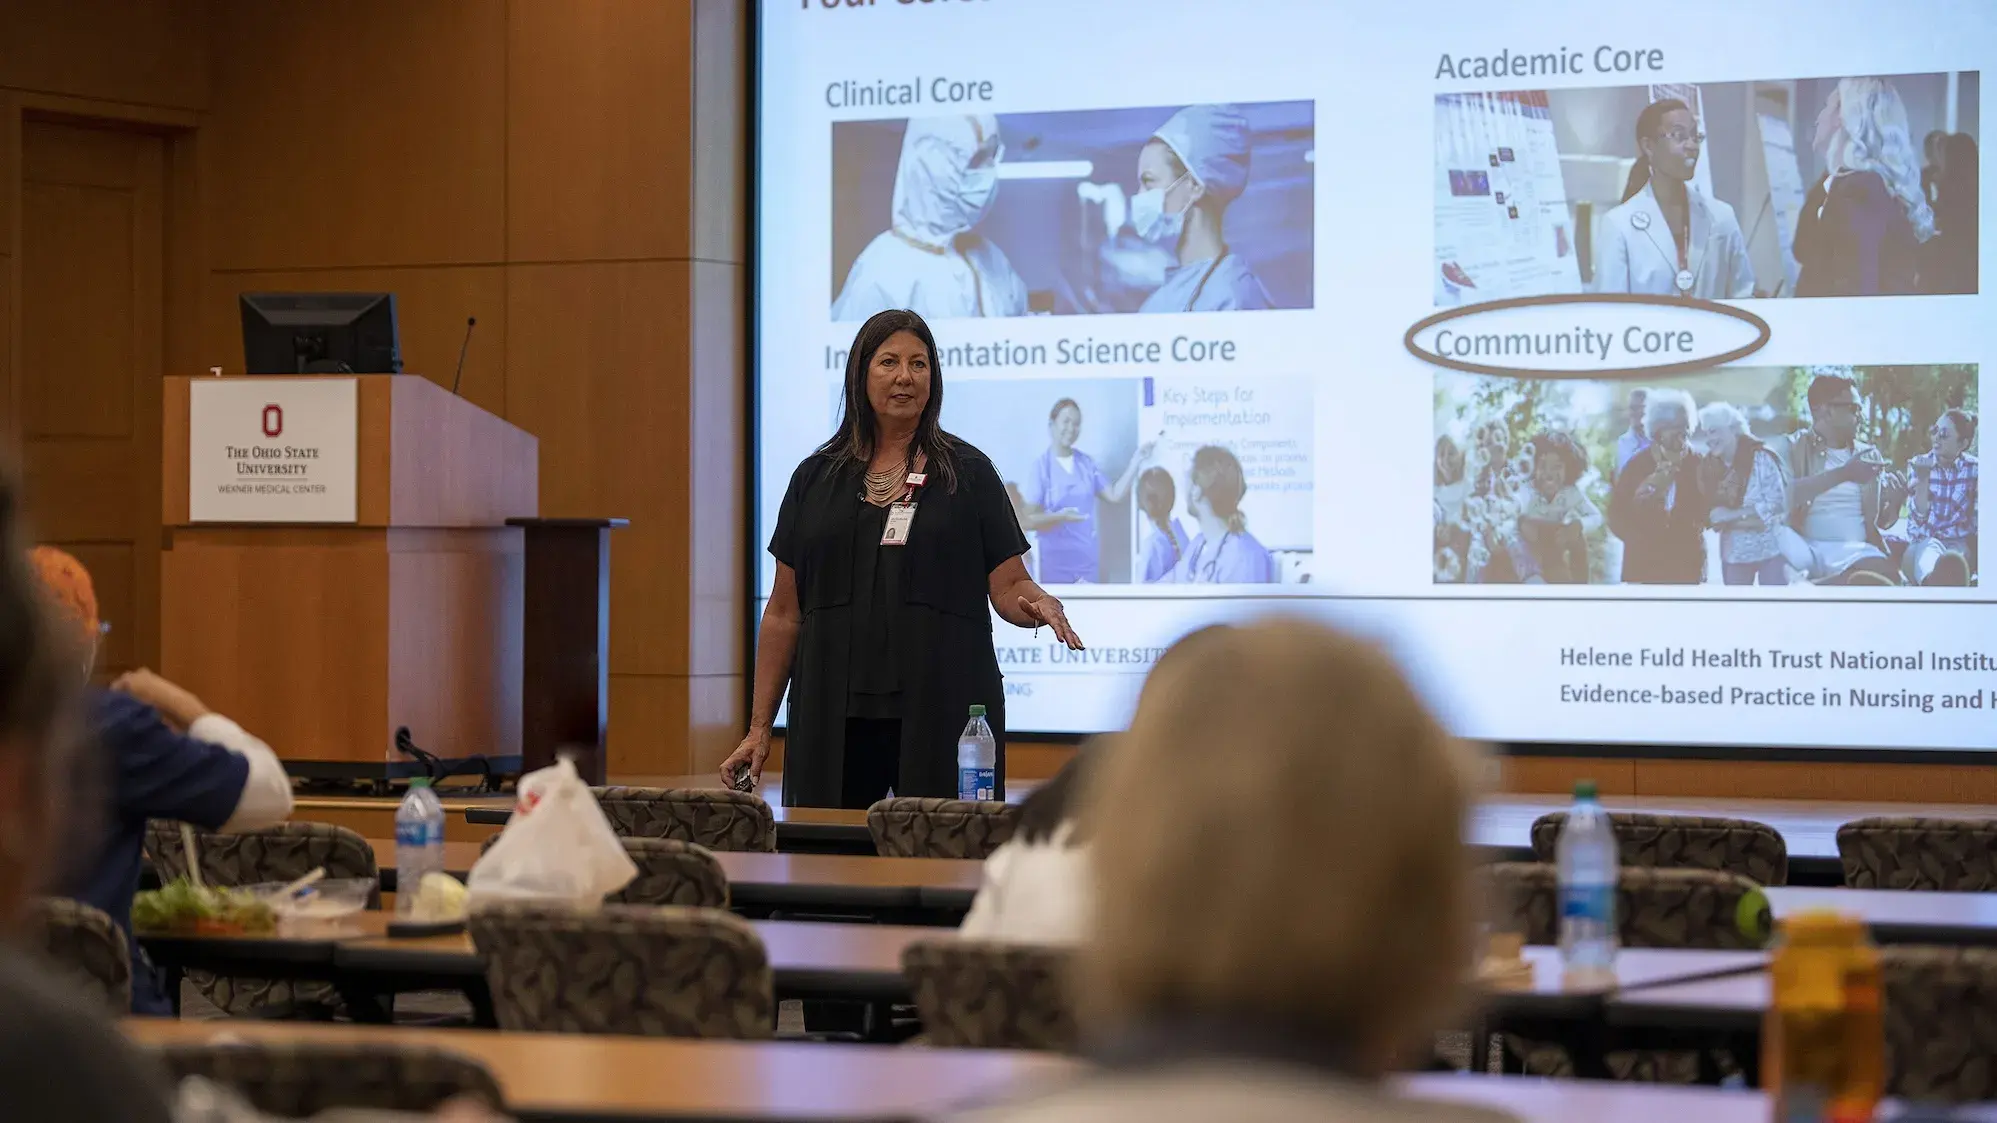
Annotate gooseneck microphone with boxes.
[450,316,477,396]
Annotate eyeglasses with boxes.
[1824,399,1860,413]
[1658,129,1706,145]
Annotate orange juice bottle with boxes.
[1764,911,1883,1123]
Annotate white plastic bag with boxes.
[467,757,636,905]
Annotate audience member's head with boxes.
[0,488,83,916]
[1081,618,1476,1074]
[25,546,98,677]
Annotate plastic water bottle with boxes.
[394,776,445,916]
[956,705,996,802]
[1556,779,1619,986]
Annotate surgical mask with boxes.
[956,164,998,225]
[1130,173,1190,245]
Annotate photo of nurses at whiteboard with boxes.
[830,100,1313,321]
[1433,71,1978,305]
[1434,365,1977,588]
[941,378,1311,584]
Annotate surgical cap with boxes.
[892,114,1002,244]
[1152,104,1253,205]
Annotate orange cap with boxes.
[26,546,99,647]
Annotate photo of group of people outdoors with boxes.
[940,378,1311,585]
[1435,71,1978,305]
[1434,364,1979,588]
[830,100,1313,321]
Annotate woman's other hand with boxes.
[111,668,211,730]
[1019,594,1084,650]
[719,728,773,789]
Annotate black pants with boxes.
[840,717,901,810]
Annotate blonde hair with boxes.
[1080,618,1477,1063]
[1825,77,1936,241]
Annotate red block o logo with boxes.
[262,404,283,438]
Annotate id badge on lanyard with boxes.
[881,472,926,546]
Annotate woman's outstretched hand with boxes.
[1019,594,1084,650]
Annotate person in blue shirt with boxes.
[1019,398,1154,584]
[1131,104,1274,314]
[1136,466,1190,583]
[1168,445,1277,584]
[1614,388,1651,482]
[29,547,293,1016]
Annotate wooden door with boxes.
[16,118,166,677]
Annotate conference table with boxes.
[131,1016,1913,1123]
[371,835,1997,945]
[141,914,937,1013]
[459,777,1997,883]
[368,838,985,914]
[142,908,1767,1063]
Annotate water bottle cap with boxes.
[967,704,987,717]
[409,777,432,789]
[1573,779,1597,801]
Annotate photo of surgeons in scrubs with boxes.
[1434,364,1977,588]
[831,100,1313,321]
[1433,71,1978,306]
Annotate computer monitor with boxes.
[239,292,402,375]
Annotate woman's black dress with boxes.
[770,441,1029,808]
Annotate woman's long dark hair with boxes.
[1189,445,1248,534]
[1619,98,1691,203]
[818,308,961,491]
[1136,467,1180,565]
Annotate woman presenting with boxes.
[1018,398,1154,584]
[1596,98,1755,300]
[721,309,1084,809]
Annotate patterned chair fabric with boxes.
[1484,863,1768,951]
[1837,817,1997,892]
[475,835,730,908]
[592,787,776,852]
[470,902,774,1039]
[868,798,1019,859]
[902,939,1077,1051]
[1485,863,1765,1083]
[1882,947,1997,1103]
[1530,811,1789,886]
[144,820,378,1015]
[610,838,729,908]
[21,897,130,1013]
[156,1042,503,1116]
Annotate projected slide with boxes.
[757,0,1991,753]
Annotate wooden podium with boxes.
[160,375,538,779]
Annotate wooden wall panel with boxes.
[504,261,688,678]
[608,672,675,778]
[67,541,134,670]
[205,0,506,270]
[504,0,690,263]
[21,179,135,438]
[199,267,509,416]
[1498,756,1638,796]
[1632,760,1997,804]
[0,254,12,445]
[0,0,209,111]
